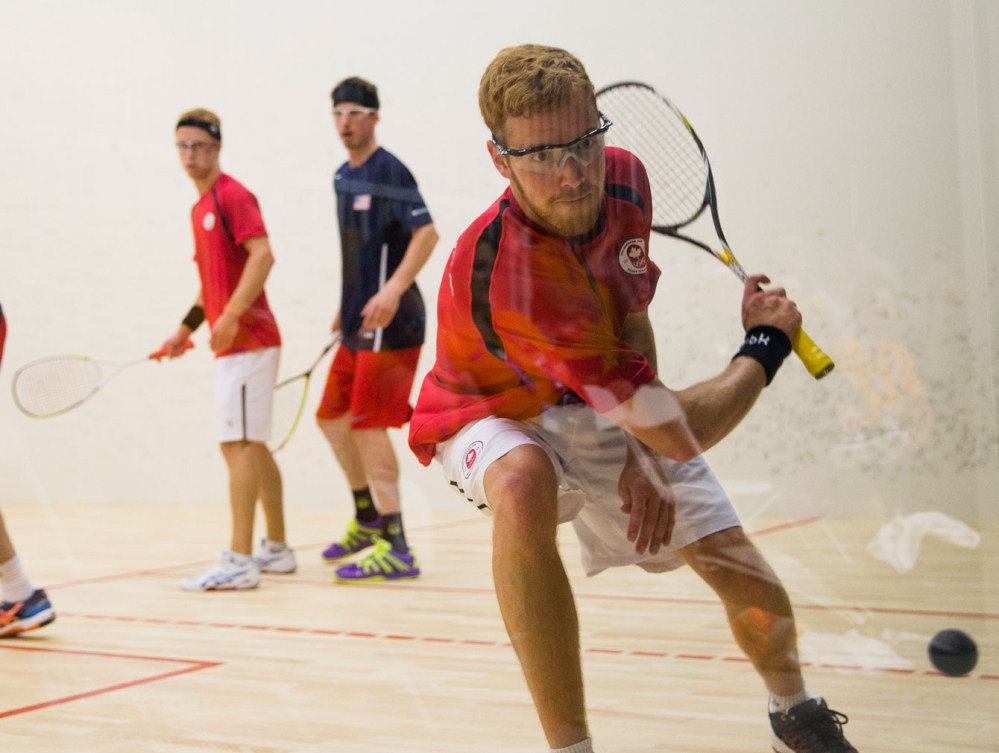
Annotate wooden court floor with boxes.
[0,498,995,752]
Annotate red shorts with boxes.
[315,345,420,428]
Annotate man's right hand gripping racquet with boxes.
[596,81,833,379]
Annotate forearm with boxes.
[607,359,764,462]
[224,238,273,317]
[673,357,766,450]
[608,311,768,461]
[383,224,438,295]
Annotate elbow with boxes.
[661,440,702,464]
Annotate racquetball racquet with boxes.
[12,341,194,418]
[269,332,341,453]
[596,80,834,379]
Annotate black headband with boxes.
[176,117,221,141]
[332,82,379,110]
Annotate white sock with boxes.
[550,739,594,753]
[769,689,811,713]
[264,539,288,552]
[0,555,35,602]
[227,551,254,565]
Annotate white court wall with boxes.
[0,0,995,523]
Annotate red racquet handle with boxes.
[150,341,195,361]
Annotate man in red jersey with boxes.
[409,46,858,753]
[161,109,296,591]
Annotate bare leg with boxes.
[0,510,15,564]
[220,441,263,555]
[680,526,804,696]
[352,427,400,515]
[486,445,588,748]
[251,443,286,543]
[317,416,368,490]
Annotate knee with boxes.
[485,445,559,544]
[317,416,349,444]
[685,528,792,615]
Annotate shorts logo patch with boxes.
[203,211,217,231]
[462,441,483,479]
[353,194,372,211]
[619,238,648,275]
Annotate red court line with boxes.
[0,643,220,719]
[747,516,822,536]
[42,513,999,624]
[127,565,999,623]
[41,520,488,592]
[49,612,998,682]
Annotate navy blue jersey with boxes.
[334,147,433,351]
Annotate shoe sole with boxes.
[334,572,421,583]
[0,608,56,638]
[180,577,260,592]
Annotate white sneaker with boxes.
[253,538,297,574]
[181,551,261,591]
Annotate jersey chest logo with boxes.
[203,211,217,231]
[619,238,648,275]
[353,194,372,211]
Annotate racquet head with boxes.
[596,81,712,235]
[596,81,835,379]
[12,341,194,418]
[12,356,103,417]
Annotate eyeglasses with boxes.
[332,106,377,119]
[492,113,612,174]
[175,140,217,153]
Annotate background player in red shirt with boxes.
[316,78,438,582]
[0,302,57,637]
[161,109,296,591]
[409,46,857,753]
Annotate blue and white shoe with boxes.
[0,589,56,638]
[181,551,260,592]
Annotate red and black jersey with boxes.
[191,173,281,357]
[409,148,660,465]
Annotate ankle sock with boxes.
[769,689,810,713]
[381,512,408,553]
[352,487,380,523]
[0,555,35,602]
[550,739,594,753]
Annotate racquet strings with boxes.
[599,84,708,229]
[14,358,103,416]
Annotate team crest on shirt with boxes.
[462,441,484,479]
[203,211,217,231]
[619,238,648,275]
[353,194,372,211]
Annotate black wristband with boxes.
[181,305,205,332]
[732,325,792,386]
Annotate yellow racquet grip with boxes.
[792,328,834,379]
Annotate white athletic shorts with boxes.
[437,402,741,576]
[215,346,280,443]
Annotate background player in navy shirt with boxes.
[316,77,439,582]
